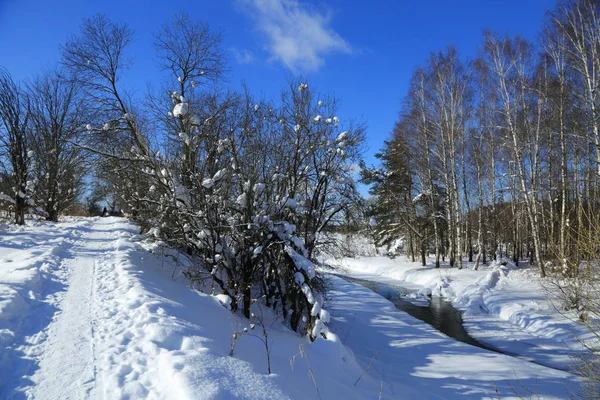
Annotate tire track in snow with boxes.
[0,220,93,398]
[24,218,121,400]
[86,258,98,392]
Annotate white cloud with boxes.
[231,48,256,64]
[238,0,351,72]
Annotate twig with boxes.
[354,351,380,387]
[290,345,322,400]
[343,313,357,342]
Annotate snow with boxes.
[0,193,14,204]
[326,275,578,399]
[178,131,190,143]
[412,192,426,202]
[253,182,265,196]
[202,178,214,189]
[172,102,189,118]
[215,294,232,310]
[0,218,93,394]
[283,198,297,209]
[236,193,247,207]
[0,219,587,399]
[310,301,322,317]
[336,131,348,142]
[0,218,398,399]
[212,168,227,182]
[293,272,304,285]
[284,245,315,279]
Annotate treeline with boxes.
[0,14,365,338]
[363,0,600,278]
[0,69,89,223]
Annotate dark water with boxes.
[341,275,496,352]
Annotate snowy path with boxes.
[0,219,122,399]
[26,221,111,399]
[0,218,92,398]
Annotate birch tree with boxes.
[483,33,547,277]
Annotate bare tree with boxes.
[551,0,600,190]
[28,70,88,221]
[424,48,472,269]
[412,67,443,267]
[153,13,228,191]
[59,15,358,341]
[483,33,547,277]
[61,14,149,157]
[0,68,32,225]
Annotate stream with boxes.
[341,274,588,374]
[340,275,497,352]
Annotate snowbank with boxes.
[94,220,383,399]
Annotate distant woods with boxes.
[363,0,600,278]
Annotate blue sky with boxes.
[0,0,551,166]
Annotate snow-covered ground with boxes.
[328,254,593,374]
[0,218,582,399]
[0,217,371,399]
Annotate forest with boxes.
[363,0,600,286]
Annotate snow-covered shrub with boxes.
[61,14,364,339]
[113,83,363,338]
